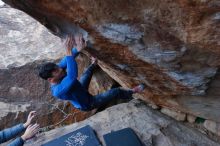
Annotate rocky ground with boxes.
[17,100,220,146]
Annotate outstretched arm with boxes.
[59,34,86,69]
[58,48,79,69]
[7,137,25,146]
[0,124,25,144]
[53,35,80,98]
[0,111,38,145]
[7,123,40,146]
[53,56,78,98]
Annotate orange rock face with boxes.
[3,0,220,122]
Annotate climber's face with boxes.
[48,67,66,83]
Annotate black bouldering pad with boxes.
[42,125,101,146]
[103,128,143,146]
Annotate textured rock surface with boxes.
[0,7,64,69]
[3,0,220,122]
[187,114,197,123]
[14,100,219,146]
[161,108,186,121]
[0,5,117,130]
[204,120,220,137]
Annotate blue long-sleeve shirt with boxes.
[0,124,25,146]
[51,48,93,110]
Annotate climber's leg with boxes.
[92,88,133,108]
[91,84,145,108]
[79,64,97,90]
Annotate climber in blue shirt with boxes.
[0,111,39,146]
[38,34,145,111]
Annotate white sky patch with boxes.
[0,0,4,6]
